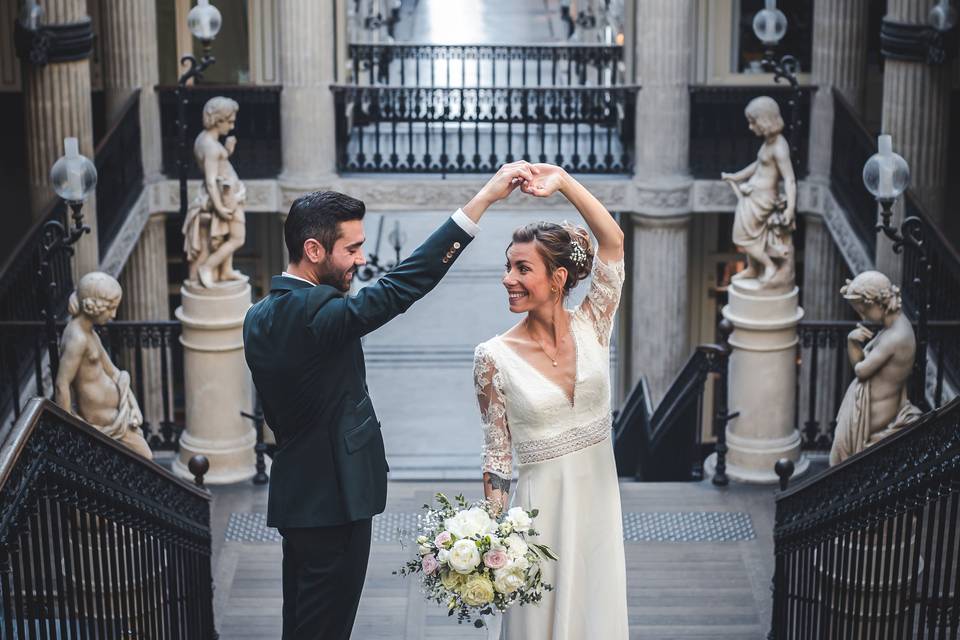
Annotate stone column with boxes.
[99,0,163,180]
[118,214,170,445]
[878,0,953,277]
[629,214,690,403]
[807,0,870,180]
[174,278,256,484]
[626,0,695,403]
[279,0,338,192]
[21,0,99,274]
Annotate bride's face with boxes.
[503,242,562,313]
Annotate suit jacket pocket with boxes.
[344,416,380,453]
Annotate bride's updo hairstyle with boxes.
[509,221,594,295]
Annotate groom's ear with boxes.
[302,238,327,264]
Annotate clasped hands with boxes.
[478,161,567,205]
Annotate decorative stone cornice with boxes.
[881,18,957,65]
[14,18,94,66]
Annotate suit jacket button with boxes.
[445,252,453,259]
[442,258,449,264]
[453,242,461,250]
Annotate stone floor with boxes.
[209,479,777,640]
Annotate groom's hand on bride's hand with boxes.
[520,163,567,198]
[478,161,539,204]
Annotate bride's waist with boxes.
[514,414,612,465]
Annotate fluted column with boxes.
[118,214,170,443]
[878,0,952,277]
[99,0,163,180]
[807,0,869,180]
[627,0,695,402]
[630,214,690,403]
[279,0,338,190]
[22,0,98,274]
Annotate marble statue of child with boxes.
[721,96,797,291]
[182,96,247,288]
[54,272,153,459]
[829,271,922,465]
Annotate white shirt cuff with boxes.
[451,208,481,237]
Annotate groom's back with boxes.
[243,280,389,528]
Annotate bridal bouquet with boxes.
[395,493,557,627]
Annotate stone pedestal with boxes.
[719,279,808,483]
[173,278,255,484]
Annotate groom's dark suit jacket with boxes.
[243,218,473,528]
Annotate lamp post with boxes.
[176,0,222,221]
[42,137,97,382]
[862,134,931,405]
[752,0,803,164]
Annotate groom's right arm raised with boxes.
[307,162,538,345]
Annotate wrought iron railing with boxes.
[0,398,214,638]
[795,320,959,452]
[95,89,144,258]
[348,43,624,87]
[0,321,185,452]
[771,396,960,639]
[830,88,877,258]
[331,84,639,175]
[614,333,731,482]
[689,85,813,180]
[157,84,282,179]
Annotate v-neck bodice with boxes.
[473,257,625,476]
[497,312,580,408]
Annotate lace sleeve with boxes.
[474,344,512,478]
[577,256,626,346]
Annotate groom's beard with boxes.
[316,259,356,293]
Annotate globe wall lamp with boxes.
[862,134,930,404]
[176,0,222,220]
[42,137,97,380]
[752,0,803,164]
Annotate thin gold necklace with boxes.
[526,319,560,367]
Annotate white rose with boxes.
[493,566,526,594]
[448,539,482,574]
[444,507,496,540]
[438,549,450,564]
[418,543,432,556]
[506,507,532,531]
[509,555,530,572]
[504,533,529,559]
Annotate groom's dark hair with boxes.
[285,190,366,263]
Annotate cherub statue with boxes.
[721,96,797,291]
[182,96,247,288]
[54,272,153,459]
[829,271,922,465]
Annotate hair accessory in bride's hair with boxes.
[569,240,588,268]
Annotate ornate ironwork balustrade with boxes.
[771,397,960,639]
[0,398,214,638]
[332,84,639,175]
[689,85,813,180]
[94,89,144,259]
[0,321,185,453]
[349,43,624,88]
[157,85,282,180]
[795,320,959,453]
[830,88,877,259]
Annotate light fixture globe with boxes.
[187,0,222,42]
[50,137,97,203]
[929,0,958,32]
[753,0,788,46]
[862,135,910,202]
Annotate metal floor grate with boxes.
[225,511,755,544]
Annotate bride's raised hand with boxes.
[521,163,566,198]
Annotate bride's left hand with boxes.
[520,164,566,198]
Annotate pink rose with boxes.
[483,549,509,570]
[434,531,453,548]
[422,554,439,575]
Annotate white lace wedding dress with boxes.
[473,256,629,640]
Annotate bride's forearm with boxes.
[558,172,624,261]
[483,472,511,514]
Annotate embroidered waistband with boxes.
[516,414,612,465]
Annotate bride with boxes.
[473,164,628,639]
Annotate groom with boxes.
[243,162,538,639]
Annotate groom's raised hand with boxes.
[462,161,539,222]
